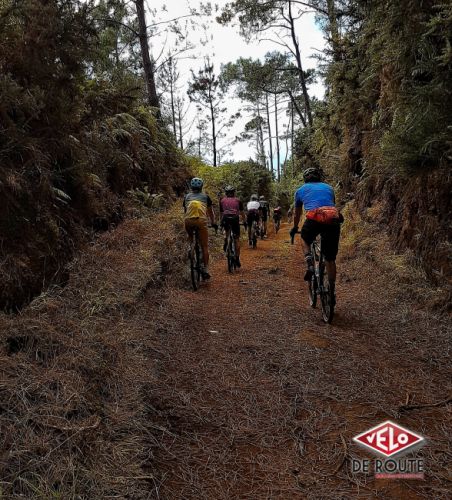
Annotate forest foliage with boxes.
[0,0,190,310]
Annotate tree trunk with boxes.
[197,119,202,157]
[274,93,280,181]
[265,93,273,173]
[291,101,295,178]
[209,99,217,167]
[288,90,307,128]
[256,101,265,167]
[177,99,184,149]
[288,0,312,127]
[169,61,177,141]
[135,0,160,111]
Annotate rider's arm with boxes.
[293,189,303,228]
[293,205,302,228]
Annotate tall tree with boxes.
[135,0,160,110]
[158,54,180,141]
[218,0,317,126]
[188,61,233,166]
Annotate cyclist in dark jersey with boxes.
[273,205,282,228]
[219,186,245,267]
[259,195,269,237]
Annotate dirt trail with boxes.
[145,224,450,499]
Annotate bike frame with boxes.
[291,231,335,323]
[309,237,334,323]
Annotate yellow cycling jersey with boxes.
[183,191,213,220]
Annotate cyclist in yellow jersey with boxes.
[183,178,217,279]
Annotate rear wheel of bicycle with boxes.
[319,261,334,323]
[190,242,201,291]
[227,238,236,273]
[252,228,257,248]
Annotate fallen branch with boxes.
[399,397,452,413]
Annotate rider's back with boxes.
[184,191,211,219]
[220,197,242,216]
[247,200,260,211]
[295,182,335,211]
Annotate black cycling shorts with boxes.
[301,219,340,261]
[222,215,241,238]
[246,210,260,226]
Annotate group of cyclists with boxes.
[183,167,341,306]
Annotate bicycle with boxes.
[273,216,281,234]
[291,230,335,323]
[224,226,237,273]
[259,219,266,239]
[188,225,217,291]
[250,219,259,248]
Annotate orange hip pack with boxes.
[306,206,340,224]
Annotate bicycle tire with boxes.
[190,241,201,291]
[227,235,236,273]
[308,242,318,307]
[251,223,257,248]
[319,259,334,323]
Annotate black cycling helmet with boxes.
[224,185,235,194]
[303,167,321,183]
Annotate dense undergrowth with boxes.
[290,1,451,286]
[0,207,190,498]
[0,0,190,311]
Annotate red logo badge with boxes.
[353,421,424,457]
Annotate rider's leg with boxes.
[232,217,241,258]
[223,226,229,252]
[322,223,340,299]
[325,260,337,281]
[185,219,194,244]
[197,221,210,274]
[235,237,241,257]
[300,220,318,281]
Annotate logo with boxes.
[353,421,424,458]
[351,421,426,479]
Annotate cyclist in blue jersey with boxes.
[290,168,342,303]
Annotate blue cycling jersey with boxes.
[294,182,335,211]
